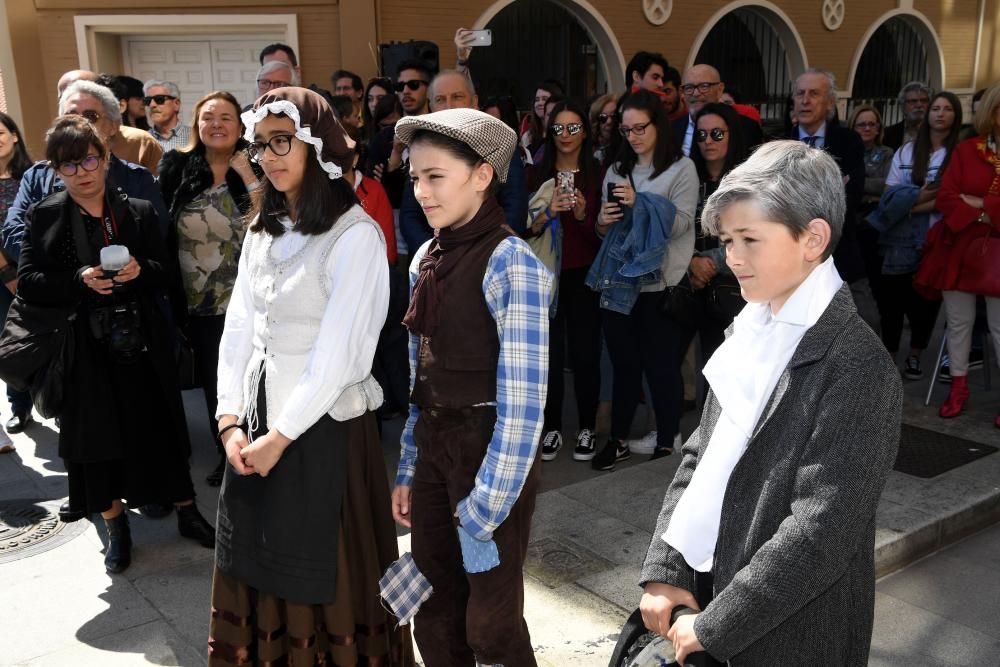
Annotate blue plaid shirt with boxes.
[150,123,191,153]
[396,236,553,541]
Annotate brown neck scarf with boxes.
[402,197,506,337]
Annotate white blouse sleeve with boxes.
[215,233,257,419]
[885,145,907,188]
[272,222,390,439]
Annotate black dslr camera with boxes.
[89,300,145,363]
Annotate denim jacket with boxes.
[865,184,927,275]
[585,191,676,314]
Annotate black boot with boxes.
[176,503,215,548]
[103,512,132,574]
[205,454,225,487]
[59,500,87,523]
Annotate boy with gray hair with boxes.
[638,140,902,665]
[143,79,189,151]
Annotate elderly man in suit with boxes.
[639,140,902,665]
[786,68,880,332]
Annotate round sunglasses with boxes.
[551,122,583,136]
[695,128,728,143]
[56,154,102,177]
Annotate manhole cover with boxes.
[0,499,89,564]
[525,537,613,588]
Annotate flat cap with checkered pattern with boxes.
[394,108,517,183]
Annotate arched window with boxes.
[468,0,605,110]
[849,17,930,126]
[695,8,793,127]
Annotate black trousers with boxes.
[602,291,688,450]
[188,314,226,452]
[544,267,601,433]
[878,272,941,354]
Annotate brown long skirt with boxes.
[207,412,413,666]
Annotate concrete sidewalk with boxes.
[1,362,998,665]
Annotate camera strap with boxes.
[98,196,120,247]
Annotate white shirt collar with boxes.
[798,122,827,141]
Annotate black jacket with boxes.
[17,190,190,462]
[157,146,256,323]
[785,122,867,283]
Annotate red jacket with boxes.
[356,174,397,265]
[921,137,1000,294]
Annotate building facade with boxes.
[2,0,998,155]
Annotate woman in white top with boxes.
[881,91,962,379]
[208,87,412,666]
[589,89,699,469]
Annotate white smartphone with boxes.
[461,29,492,47]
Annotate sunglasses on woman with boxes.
[551,123,583,136]
[695,128,728,143]
[597,113,615,125]
[394,80,428,92]
[56,154,102,177]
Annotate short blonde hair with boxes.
[848,104,884,145]
[973,83,1000,138]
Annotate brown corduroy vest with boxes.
[410,225,512,409]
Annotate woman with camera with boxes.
[586,89,699,469]
[17,115,215,574]
[525,100,603,463]
[158,91,259,487]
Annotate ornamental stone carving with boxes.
[643,0,672,26]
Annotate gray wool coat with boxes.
[640,285,903,665]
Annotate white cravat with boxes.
[663,257,843,572]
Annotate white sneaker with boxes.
[540,431,563,461]
[0,425,14,454]
[626,430,658,455]
[573,429,597,461]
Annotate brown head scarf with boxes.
[241,87,355,179]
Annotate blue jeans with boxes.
[0,287,32,414]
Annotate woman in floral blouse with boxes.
[158,91,259,486]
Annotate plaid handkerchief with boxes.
[379,552,434,626]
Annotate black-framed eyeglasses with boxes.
[551,122,583,136]
[619,121,651,137]
[56,153,102,177]
[394,80,428,92]
[247,134,296,163]
[597,113,615,125]
[256,79,288,92]
[143,94,177,106]
[680,82,721,95]
[695,128,727,143]
[67,109,103,124]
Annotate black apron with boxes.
[215,369,349,604]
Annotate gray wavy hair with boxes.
[701,140,845,259]
[257,60,301,86]
[143,79,181,99]
[897,81,933,106]
[58,80,122,123]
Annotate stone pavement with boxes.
[1,351,998,665]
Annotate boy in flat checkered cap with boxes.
[390,108,553,666]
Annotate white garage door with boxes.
[126,36,281,128]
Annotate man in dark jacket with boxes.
[883,81,931,151]
[787,68,880,333]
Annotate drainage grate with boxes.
[893,424,998,479]
[0,499,89,564]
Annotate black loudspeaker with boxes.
[379,40,439,79]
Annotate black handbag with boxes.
[663,273,745,329]
[0,297,77,418]
[661,274,704,330]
